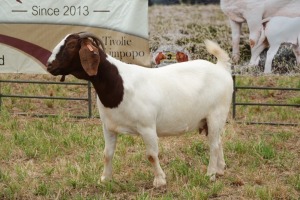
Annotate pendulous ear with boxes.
[79,39,100,76]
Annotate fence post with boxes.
[88,81,92,118]
[232,75,236,119]
[0,81,2,112]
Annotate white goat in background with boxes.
[220,0,300,63]
[250,16,300,73]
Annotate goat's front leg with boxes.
[229,20,242,63]
[101,125,118,182]
[140,127,166,188]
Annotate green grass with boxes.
[1,110,298,199]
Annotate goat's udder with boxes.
[199,119,208,136]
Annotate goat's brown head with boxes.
[47,32,105,81]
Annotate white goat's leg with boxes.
[206,118,223,181]
[215,110,229,176]
[229,20,242,63]
[249,43,267,66]
[264,45,280,74]
[216,137,226,176]
[247,21,262,49]
[292,44,300,64]
[140,128,166,188]
[101,126,118,182]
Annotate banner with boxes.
[0,0,150,74]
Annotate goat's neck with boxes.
[90,54,124,109]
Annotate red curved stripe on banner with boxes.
[0,34,51,66]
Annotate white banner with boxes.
[0,0,149,74]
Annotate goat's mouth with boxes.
[47,65,65,76]
[47,68,67,82]
[47,67,68,82]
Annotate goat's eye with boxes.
[66,40,78,49]
[68,45,75,49]
[67,43,76,49]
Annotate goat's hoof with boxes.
[216,170,224,176]
[232,54,240,64]
[217,164,226,175]
[207,173,216,182]
[153,177,166,188]
[100,175,111,182]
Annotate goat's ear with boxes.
[79,39,100,76]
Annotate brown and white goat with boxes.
[47,32,233,188]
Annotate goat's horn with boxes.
[78,32,106,53]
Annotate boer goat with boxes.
[249,16,300,73]
[46,32,233,188]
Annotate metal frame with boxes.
[232,75,300,126]
[0,79,93,118]
[0,76,299,125]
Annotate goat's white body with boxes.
[221,0,300,63]
[98,41,233,187]
[98,58,232,136]
[250,16,300,73]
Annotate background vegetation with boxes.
[149,5,300,75]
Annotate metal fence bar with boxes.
[232,75,300,126]
[87,81,93,118]
[238,121,299,126]
[0,94,87,101]
[232,75,238,119]
[235,102,299,107]
[232,78,237,119]
[235,86,300,91]
[0,82,2,113]
[0,79,93,118]
[11,113,90,119]
[0,79,87,85]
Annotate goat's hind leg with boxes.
[249,42,268,66]
[264,45,280,73]
[216,137,226,176]
[206,113,226,181]
[292,44,300,64]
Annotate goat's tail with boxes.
[204,40,231,71]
